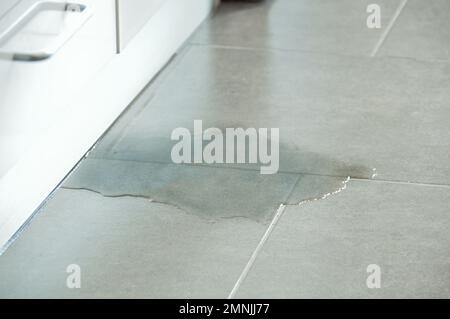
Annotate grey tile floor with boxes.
[1,0,450,298]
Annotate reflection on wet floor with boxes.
[91,45,450,185]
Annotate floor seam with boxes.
[191,41,392,61]
[190,42,373,58]
[351,177,450,188]
[227,203,287,299]
[226,174,301,298]
[84,156,450,188]
[370,0,408,57]
[189,36,449,64]
[227,173,352,298]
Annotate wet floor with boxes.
[1,0,450,298]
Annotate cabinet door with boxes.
[0,0,116,247]
[116,0,167,52]
[0,0,116,176]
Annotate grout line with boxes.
[88,156,348,178]
[191,42,370,60]
[226,173,351,298]
[284,174,302,203]
[86,156,450,189]
[227,204,287,299]
[370,0,408,57]
[192,37,450,64]
[352,177,450,188]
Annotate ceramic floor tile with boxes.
[0,188,268,298]
[91,46,450,184]
[378,0,450,61]
[0,159,357,298]
[192,0,402,56]
[235,180,450,298]
[2,0,449,300]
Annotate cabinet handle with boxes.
[0,1,93,61]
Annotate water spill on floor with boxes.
[63,140,378,224]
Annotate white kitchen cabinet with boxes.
[0,0,216,252]
[0,0,117,248]
[0,0,116,177]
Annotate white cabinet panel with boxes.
[0,0,116,247]
[116,0,166,51]
[0,0,116,177]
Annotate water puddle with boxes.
[63,141,378,225]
